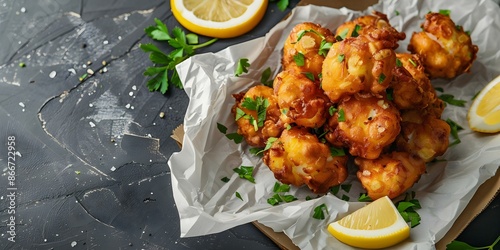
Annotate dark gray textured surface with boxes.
[0,0,497,249]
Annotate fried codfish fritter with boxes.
[408,12,478,79]
[355,151,426,200]
[283,22,336,80]
[321,35,396,103]
[263,127,348,194]
[325,94,401,159]
[232,85,284,147]
[391,53,436,110]
[273,70,330,128]
[335,11,405,49]
[396,112,451,162]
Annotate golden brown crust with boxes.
[263,127,348,194]
[408,12,478,79]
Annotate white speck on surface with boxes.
[110,166,116,171]
[71,241,77,247]
[103,40,109,45]
[87,68,94,75]
[152,122,156,126]
[68,68,76,75]
[20,7,26,13]
[82,64,87,68]
[44,239,47,242]
[118,36,122,40]
[129,91,133,96]
[89,121,96,128]
[125,104,131,109]
[22,109,25,112]
[132,85,137,90]
[102,67,108,73]
[89,103,93,107]
[149,159,153,162]
[18,102,25,108]
[49,71,57,78]
[130,106,134,110]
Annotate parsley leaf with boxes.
[267,182,297,206]
[395,192,422,228]
[446,235,500,250]
[439,9,451,16]
[336,28,349,41]
[351,24,361,37]
[378,73,387,83]
[221,177,230,183]
[337,54,345,63]
[396,58,403,67]
[386,88,394,101]
[330,147,346,157]
[273,182,291,193]
[235,58,250,76]
[142,18,217,94]
[319,40,333,56]
[446,118,464,147]
[329,106,337,116]
[226,133,244,144]
[338,109,346,122]
[233,166,256,183]
[358,193,372,202]
[241,97,270,129]
[294,52,305,66]
[302,72,315,81]
[261,67,274,87]
[439,94,467,107]
[312,203,328,220]
[235,191,243,201]
[270,0,289,11]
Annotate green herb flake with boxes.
[439,94,466,107]
[235,192,243,201]
[221,177,230,183]
[446,235,500,250]
[395,10,400,16]
[273,182,291,193]
[330,147,346,157]
[329,106,337,116]
[271,0,289,12]
[249,147,264,156]
[226,133,243,144]
[319,40,332,56]
[330,185,340,195]
[241,96,270,129]
[378,73,386,84]
[302,72,315,81]
[336,28,349,41]
[434,87,444,92]
[395,192,422,228]
[235,58,250,76]
[233,166,256,183]
[408,58,417,67]
[312,203,328,220]
[79,73,88,82]
[341,184,352,193]
[358,193,372,202]
[386,88,394,101]
[217,122,228,134]
[396,58,403,67]
[74,170,81,175]
[439,9,451,16]
[294,52,305,66]
[261,67,274,87]
[338,109,346,122]
[446,118,464,147]
[351,24,361,37]
[337,54,345,63]
[471,90,480,100]
[19,62,26,68]
[341,195,350,201]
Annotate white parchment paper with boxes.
[168,0,500,249]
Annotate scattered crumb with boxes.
[49,71,57,78]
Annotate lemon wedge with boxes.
[468,75,500,133]
[171,0,267,38]
[328,196,410,249]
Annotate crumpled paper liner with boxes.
[168,0,500,249]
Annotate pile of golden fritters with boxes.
[232,11,478,200]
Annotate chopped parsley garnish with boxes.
[386,88,394,101]
[233,166,256,183]
[471,90,480,100]
[302,72,315,81]
[221,177,230,183]
[330,147,346,157]
[439,94,466,107]
[235,58,250,76]
[319,40,333,56]
[19,62,26,68]
[351,24,361,37]
[240,96,270,130]
[396,58,403,67]
[217,122,244,144]
[378,73,387,83]
[341,195,350,201]
[312,203,328,220]
[261,67,274,87]
[439,9,451,16]
[395,10,400,16]
[253,137,278,156]
[446,118,464,147]
[294,52,305,66]
[270,0,289,11]
[336,28,349,41]
[235,192,243,201]
[358,193,372,202]
[141,18,217,94]
[329,106,337,116]
[338,109,346,122]
[337,54,345,63]
[396,192,421,228]
[267,182,297,206]
[408,58,418,67]
[434,87,444,92]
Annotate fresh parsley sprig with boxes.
[396,191,421,228]
[141,18,217,94]
[233,166,256,183]
[217,122,244,143]
[446,118,464,147]
[447,235,500,250]
[313,203,329,220]
[439,94,467,107]
[270,0,289,11]
[267,182,298,206]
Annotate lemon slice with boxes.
[328,196,410,249]
[171,0,267,38]
[468,75,500,133]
